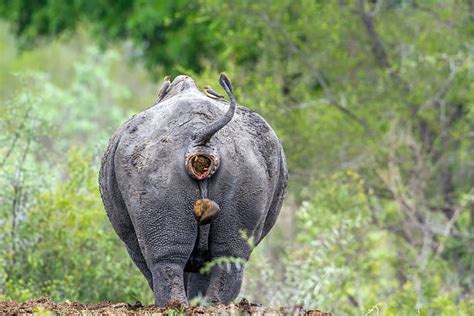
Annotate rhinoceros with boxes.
[99,74,288,306]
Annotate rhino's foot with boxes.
[165,299,187,309]
[205,263,244,305]
[152,263,188,307]
[193,199,220,225]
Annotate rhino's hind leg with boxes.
[126,184,198,307]
[205,213,250,304]
[205,178,269,304]
[184,272,211,299]
[99,134,153,289]
[126,244,153,289]
[100,176,154,289]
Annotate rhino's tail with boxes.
[185,73,237,225]
[191,73,236,146]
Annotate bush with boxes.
[3,149,152,303]
[242,172,473,315]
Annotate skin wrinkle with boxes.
[99,75,288,307]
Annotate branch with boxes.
[434,59,458,101]
[0,108,30,169]
[468,0,474,23]
[418,59,458,112]
[356,0,390,68]
[436,206,463,255]
[6,136,31,279]
[356,0,410,91]
[261,14,370,130]
[369,0,384,17]
[1,83,35,170]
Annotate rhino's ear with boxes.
[219,73,233,95]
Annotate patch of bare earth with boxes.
[0,297,331,315]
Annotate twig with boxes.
[418,59,459,114]
[0,79,35,170]
[0,107,30,169]
[468,0,474,23]
[261,13,370,130]
[369,0,384,17]
[434,59,458,101]
[356,0,410,91]
[357,0,390,68]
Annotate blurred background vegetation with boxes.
[0,0,473,314]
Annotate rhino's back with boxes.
[109,93,284,205]
[117,92,282,172]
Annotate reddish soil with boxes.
[0,297,332,315]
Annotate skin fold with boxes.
[99,75,288,307]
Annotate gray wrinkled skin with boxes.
[99,75,288,306]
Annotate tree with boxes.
[0,0,223,75]
[1,0,473,312]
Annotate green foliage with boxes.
[1,1,474,314]
[0,0,223,75]
[200,257,246,275]
[243,172,473,314]
[0,25,155,304]
[3,149,152,303]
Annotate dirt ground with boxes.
[0,297,331,315]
